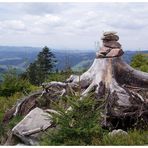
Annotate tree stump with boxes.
[42,32,148,129]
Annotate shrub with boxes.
[40,96,106,145]
[46,73,66,82]
[131,53,148,72]
[0,92,23,113]
[0,68,37,97]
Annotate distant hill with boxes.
[0,46,95,72]
[0,46,147,74]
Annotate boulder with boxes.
[101,35,119,41]
[96,48,124,58]
[103,41,121,48]
[106,48,124,57]
[12,107,52,145]
[98,46,112,55]
[108,129,128,137]
[103,31,117,36]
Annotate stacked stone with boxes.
[96,31,124,58]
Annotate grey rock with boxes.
[99,46,112,55]
[12,107,52,145]
[108,129,128,137]
[101,35,119,41]
[96,48,124,58]
[103,31,117,36]
[103,41,121,48]
[106,48,124,57]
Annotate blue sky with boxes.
[0,3,148,50]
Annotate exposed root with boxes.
[39,57,148,129]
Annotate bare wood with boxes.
[113,57,148,88]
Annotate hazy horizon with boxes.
[0,44,148,52]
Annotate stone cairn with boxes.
[96,31,124,58]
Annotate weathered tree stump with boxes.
[42,32,148,129]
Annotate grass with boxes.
[0,92,23,113]
[99,130,148,145]
[40,122,148,146]
[46,73,67,82]
[7,115,23,130]
[0,83,39,112]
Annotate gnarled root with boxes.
[41,57,148,129]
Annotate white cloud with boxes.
[0,20,26,31]
[35,14,62,26]
[22,3,69,15]
[0,3,148,50]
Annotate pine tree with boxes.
[26,46,56,85]
[26,62,39,85]
[36,46,56,84]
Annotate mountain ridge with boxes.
[0,46,147,73]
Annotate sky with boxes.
[0,2,148,50]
